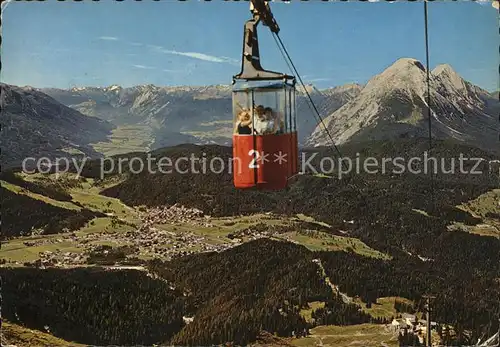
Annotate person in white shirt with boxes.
[262,107,276,134]
[253,105,268,135]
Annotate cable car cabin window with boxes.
[252,90,285,136]
[232,82,294,136]
[275,89,286,135]
[233,90,253,135]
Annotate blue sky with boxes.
[1,0,498,91]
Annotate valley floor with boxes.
[0,173,390,267]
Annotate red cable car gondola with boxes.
[232,0,298,190]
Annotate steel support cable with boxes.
[272,33,368,194]
[273,33,346,166]
[271,34,314,120]
[272,33,320,140]
[424,0,432,152]
[424,0,435,211]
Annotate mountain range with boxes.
[41,83,360,149]
[41,58,500,155]
[2,57,498,168]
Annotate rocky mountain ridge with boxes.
[0,83,113,168]
[307,58,499,154]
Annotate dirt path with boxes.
[312,258,352,304]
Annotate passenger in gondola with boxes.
[253,105,268,135]
[264,108,284,135]
[264,107,277,134]
[235,109,253,135]
[274,110,285,134]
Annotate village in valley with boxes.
[391,313,439,345]
[6,204,284,268]
[0,171,338,269]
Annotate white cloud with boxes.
[132,64,155,70]
[150,46,238,65]
[307,78,332,83]
[170,51,230,63]
[99,36,119,41]
[100,37,238,65]
[147,44,164,50]
[162,69,184,73]
[164,49,231,63]
[219,56,240,64]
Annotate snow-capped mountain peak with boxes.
[363,58,428,96]
[307,57,499,154]
[105,85,122,92]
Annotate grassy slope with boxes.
[454,189,500,237]
[1,173,138,263]
[355,297,413,320]
[0,217,136,264]
[1,321,84,347]
[299,301,326,324]
[283,231,391,259]
[291,324,398,347]
[1,180,81,211]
